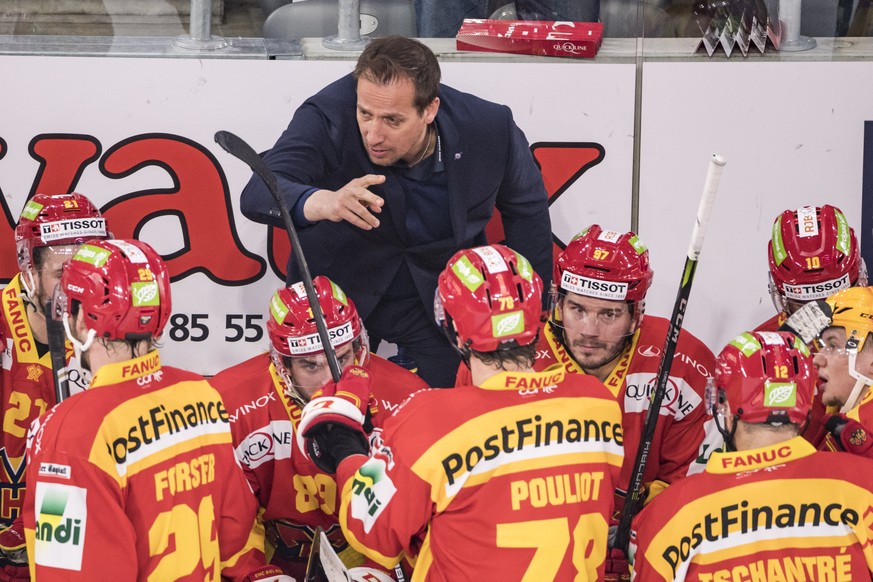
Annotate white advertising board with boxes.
[0,56,635,374]
[639,62,873,354]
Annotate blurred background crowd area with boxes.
[2,0,869,42]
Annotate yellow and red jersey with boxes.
[458,315,720,492]
[631,436,873,581]
[22,351,267,580]
[0,274,90,527]
[337,367,623,581]
[210,352,426,579]
[821,387,873,453]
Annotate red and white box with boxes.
[456,19,603,59]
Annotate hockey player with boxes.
[757,205,866,446]
[456,227,720,497]
[22,239,287,581]
[757,204,865,331]
[211,276,427,580]
[630,330,873,580]
[298,245,624,579]
[806,286,873,457]
[0,193,109,524]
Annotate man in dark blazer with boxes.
[241,36,551,388]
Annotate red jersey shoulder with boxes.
[367,355,429,415]
[29,388,116,456]
[557,371,619,400]
[157,365,208,385]
[852,392,873,428]
[381,385,450,429]
[633,469,708,525]
[634,315,715,380]
[210,352,272,409]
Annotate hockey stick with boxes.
[44,298,70,403]
[214,130,341,383]
[613,154,726,554]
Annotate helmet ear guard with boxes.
[434,292,474,364]
[705,376,737,451]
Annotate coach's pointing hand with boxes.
[304,175,385,230]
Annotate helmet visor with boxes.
[50,282,68,323]
[277,337,370,402]
[550,288,639,342]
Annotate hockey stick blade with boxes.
[44,298,70,403]
[613,154,726,554]
[214,130,341,382]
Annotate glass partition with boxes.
[1,0,869,59]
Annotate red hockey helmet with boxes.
[16,193,108,274]
[59,239,171,341]
[554,225,654,303]
[768,205,865,312]
[267,276,365,358]
[435,244,543,352]
[713,331,814,425]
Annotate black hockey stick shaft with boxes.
[304,526,327,582]
[214,130,341,383]
[613,154,726,554]
[44,298,70,403]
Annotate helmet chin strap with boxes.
[21,270,37,301]
[842,346,872,413]
[63,313,96,360]
[269,347,309,409]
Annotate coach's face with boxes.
[356,76,438,167]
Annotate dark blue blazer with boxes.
[240,74,552,321]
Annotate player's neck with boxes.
[91,339,152,372]
[580,345,628,383]
[734,422,798,451]
[470,356,534,387]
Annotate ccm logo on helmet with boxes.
[783,273,850,301]
[39,218,107,243]
[561,272,628,301]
